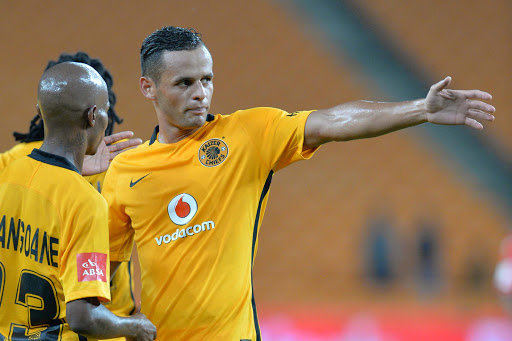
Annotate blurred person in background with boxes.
[494,233,512,315]
[465,234,512,341]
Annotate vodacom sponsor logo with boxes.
[168,193,198,225]
[159,193,215,246]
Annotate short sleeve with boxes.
[235,107,319,172]
[59,192,111,303]
[102,161,135,262]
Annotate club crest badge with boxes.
[198,138,229,167]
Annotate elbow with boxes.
[68,315,93,336]
[66,298,99,337]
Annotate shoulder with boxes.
[110,140,151,165]
[7,141,43,155]
[218,107,286,126]
[0,142,43,170]
[69,177,108,212]
[230,107,284,117]
[0,155,38,180]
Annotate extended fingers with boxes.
[465,117,484,130]
[468,99,496,114]
[107,138,143,161]
[468,108,495,122]
[456,89,492,100]
[103,130,135,145]
[107,138,143,152]
[109,146,139,160]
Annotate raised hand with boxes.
[82,131,142,176]
[425,76,495,129]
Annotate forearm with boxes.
[67,298,138,339]
[305,99,427,147]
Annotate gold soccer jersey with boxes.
[0,141,137,320]
[0,142,38,169]
[0,149,110,340]
[103,107,318,340]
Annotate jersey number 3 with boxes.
[0,262,62,340]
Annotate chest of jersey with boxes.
[115,124,271,254]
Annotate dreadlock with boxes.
[13,51,122,142]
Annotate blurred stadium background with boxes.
[0,0,510,339]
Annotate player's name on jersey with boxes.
[155,220,215,246]
[0,215,58,267]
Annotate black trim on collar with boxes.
[149,125,159,146]
[28,149,81,174]
[149,115,215,146]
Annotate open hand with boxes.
[425,76,495,129]
[82,131,142,176]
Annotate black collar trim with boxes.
[149,114,215,146]
[28,149,80,174]
[149,125,159,145]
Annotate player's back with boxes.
[0,149,109,340]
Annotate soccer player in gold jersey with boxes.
[0,52,140,328]
[102,26,495,340]
[0,62,156,340]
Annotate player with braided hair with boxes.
[1,51,139,176]
[13,51,122,141]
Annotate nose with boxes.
[191,81,207,101]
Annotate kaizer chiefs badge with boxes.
[198,138,229,167]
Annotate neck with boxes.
[157,120,203,144]
[39,134,87,173]
[157,127,199,144]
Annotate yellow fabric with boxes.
[0,141,41,169]
[102,261,135,316]
[103,108,318,340]
[0,150,110,340]
[0,141,104,192]
[0,142,137,321]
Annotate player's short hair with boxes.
[13,51,122,142]
[140,26,204,84]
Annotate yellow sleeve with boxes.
[102,161,135,262]
[235,107,319,172]
[59,191,111,303]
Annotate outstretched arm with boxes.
[304,77,495,149]
[82,131,143,176]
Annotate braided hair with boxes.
[13,51,122,142]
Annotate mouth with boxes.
[186,107,208,115]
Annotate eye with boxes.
[201,77,212,84]
[177,79,193,87]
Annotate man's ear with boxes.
[140,76,157,100]
[86,106,98,128]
